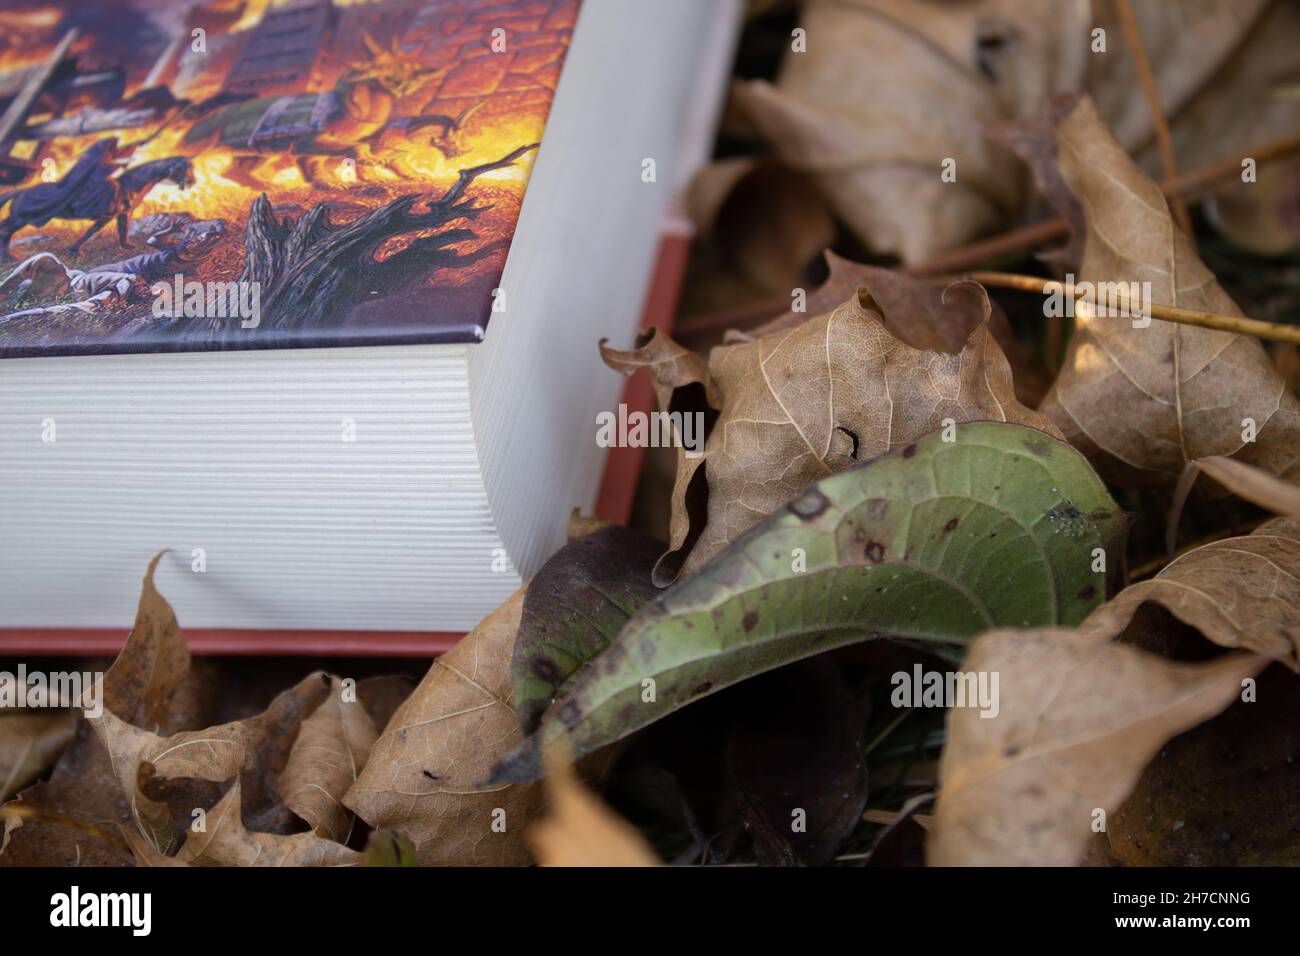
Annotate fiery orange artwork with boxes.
[0,0,579,356]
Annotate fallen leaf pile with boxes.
[722,0,1300,265]
[0,556,381,867]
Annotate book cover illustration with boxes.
[0,0,578,358]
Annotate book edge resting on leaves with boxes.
[0,0,742,650]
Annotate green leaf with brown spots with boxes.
[488,422,1125,784]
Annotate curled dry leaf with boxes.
[525,754,658,867]
[929,629,1262,866]
[1169,455,1300,554]
[605,282,1061,584]
[344,588,544,866]
[931,518,1298,865]
[736,252,1050,407]
[1,552,193,867]
[278,676,380,842]
[1006,94,1300,488]
[600,330,718,586]
[89,672,331,854]
[173,779,359,867]
[1087,518,1300,670]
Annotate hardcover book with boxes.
[0,0,575,355]
[0,0,740,647]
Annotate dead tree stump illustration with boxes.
[201,142,538,347]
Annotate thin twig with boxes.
[862,808,934,830]
[964,271,1300,346]
[1163,130,1300,200]
[1116,0,1192,233]
[901,218,1069,277]
[677,291,790,338]
[863,707,913,757]
[905,129,1300,277]
[677,131,1300,338]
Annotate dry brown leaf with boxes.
[601,332,718,585]
[607,282,1061,583]
[526,755,658,867]
[1016,95,1300,487]
[745,253,1000,347]
[738,252,1050,406]
[120,828,190,868]
[1098,0,1300,256]
[1167,454,1300,555]
[89,672,331,853]
[931,518,1298,865]
[102,553,193,727]
[175,779,359,867]
[0,553,360,867]
[343,588,544,865]
[1,553,195,867]
[929,628,1262,866]
[278,676,379,841]
[1086,0,1272,156]
[1175,454,1300,523]
[354,675,415,737]
[0,711,76,802]
[1206,158,1300,257]
[720,1,1300,261]
[1088,518,1300,670]
[600,327,718,410]
[730,0,1090,264]
[727,2,1299,262]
